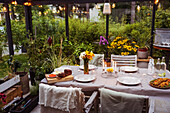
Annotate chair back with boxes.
[100,88,149,113]
[111,55,137,67]
[39,84,84,113]
[80,54,104,67]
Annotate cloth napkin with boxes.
[39,84,84,112]
[100,88,148,113]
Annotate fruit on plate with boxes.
[49,74,56,78]
[158,72,166,77]
[150,78,170,88]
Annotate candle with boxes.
[103,60,105,71]
[114,62,117,72]
[112,60,115,70]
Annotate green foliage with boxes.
[155,9,170,28]
[30,82,39,96]
[11,20,26,50]
[0,54,29,79]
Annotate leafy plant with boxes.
[30,83,39,96]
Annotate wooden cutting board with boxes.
[45,74,74,84]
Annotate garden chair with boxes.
[111,55,137,67]
[80,54,104,67]
[39,84,99,113]
[99,88,150,113]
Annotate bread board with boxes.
[45,74,74,84]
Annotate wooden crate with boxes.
[0,75,20,92]
[0,85,22,107]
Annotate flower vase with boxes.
[84,59,89,74]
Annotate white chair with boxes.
[39,84,98,113]
[111,55,137,67]
[80,54,104,67]
[99,88,149,113]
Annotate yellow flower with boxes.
[117,43,120,46]
[116,37,121,40]
[133,48,137,52]
[121,52,125,56]
[132,41,136,43]
[118,46,121,49]
[118,41,121,44]
[75,64,79,66]
[135,45,139,48]
[107,68,113,72]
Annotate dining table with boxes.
[41,65,170,98]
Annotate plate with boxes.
[79,65,97,70]
[149,78,170,89]
[117,76,141,85]
[74,75,96,82]
[120,66,138,73]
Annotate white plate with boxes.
[117,76,141,85]
[120,66,138,73]
[79,65,97,70]
[74,75,96,82]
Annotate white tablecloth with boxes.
[41,65,170,98]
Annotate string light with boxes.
[24,2,32,6]
[2,6,7,12]
[44,11,48,15]
[38,11,42,16]
[158,3,161,9]
[59,6,63,11]
[95,4,100,9]
[137,5,141,12]
[52,8,56,13]
[39,5,42,8]
[57,10,60,13]
[72,6,76,10]
[112,3,116,8]
[154,0,159,4]
[11,0,17,5]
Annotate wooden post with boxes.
[65,4,69,42]
[86,3,89,19]
[150,3,156,57]
[131,2,135,24]
[24,6,33,39]
[106,15,109,58]
[5,3,14,56]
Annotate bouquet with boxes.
[80,50,95,60]
[80,51,95,74]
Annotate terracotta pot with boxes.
[137,48,148,59]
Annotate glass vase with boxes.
[84,59,89,74]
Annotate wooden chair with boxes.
[39,84,99,113]
[111,55,137,67]
[99,88,149,113]
[80,54,104,67]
